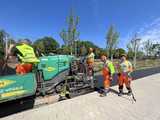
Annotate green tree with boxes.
[60,45,71,55]
[127,51,134,59]
[137,51,144,59]
[60,9,80,55]
[0,30,9,59]
[97,48,108,59]
[106,25,119,60]
[76,40,99,56]
[152,43,160,57]
[114,48,126,58]
[34,37,59,55]
[0,30,5,58]
[128,51,144,59]
[143,39,153,57]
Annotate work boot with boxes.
[127,90,132,96]
[104,88,110,96]
[58,95,66,101]
[100,88,110,97]
[90,77,94,88]
[126,87,132,96]
[118,89,123,96]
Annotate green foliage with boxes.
[106,25,119,59]
[127,51,134,59]
[9,39,16,44]
[34,37,59,55]
[75,40,109,58]
[151,43,160,57]
[143,39,153,56]
[0,30,6,59]
[58,45,71,55]
[76,40,99,56]
[137,51,144,59]
[77,41,98,49]
[127,50,144,59]
[114,48,126,58]
[0,39,4,58]
[96,48,108,59]
[0,46,4,59]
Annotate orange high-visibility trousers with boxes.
[118,73,132,88]
[87,59,94,76]
[102,67,111,89]
[16,63,33,75]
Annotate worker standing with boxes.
[117,54,133,96]
[8,39,39,75]
[86,48,95,66]
[86,48,95,88]
[100,55,115,96]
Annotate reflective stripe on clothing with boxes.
[16,44,39,63]
[87,52,95,64]
[102,60,115,89]
[119,60,132,73]
[103,60,115,75]
[87,52,95,59]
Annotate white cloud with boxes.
[138,18,160,43]
[122,18,160,46]
[121,18,160,50]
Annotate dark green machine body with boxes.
[0,55,74,103]
[0,73,37,103]
[38,55,72,81]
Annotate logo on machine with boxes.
[46,67,56,72]
[1,90,27,98]
[0,80,16,88]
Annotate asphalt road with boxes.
[0,67,160,118]
[95,67,160,88]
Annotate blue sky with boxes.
[0,0,160,48]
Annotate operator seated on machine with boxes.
[8,39,39,75]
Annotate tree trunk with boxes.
[109,48,113,60]
[111,54,113,61]
[5,36,8,58]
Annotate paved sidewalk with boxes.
[2,73,160,120]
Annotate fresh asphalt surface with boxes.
[95,67,160,87]
[0,67,160,118]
